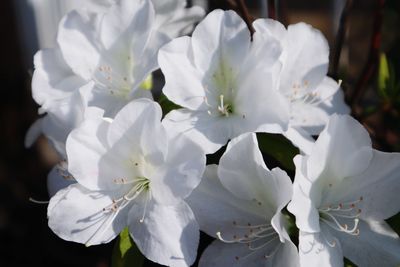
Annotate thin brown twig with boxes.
[267,0,276,20]
[349,0,385,109]
[278,0,288,26]
[226,0,237,8]
[234,0,255,35]
[329,0,353,80]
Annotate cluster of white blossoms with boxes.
[27,0,400,266]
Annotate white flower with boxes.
[47,99,205,267]
[187,133,298,266]
[26,0,163,159]
[253,20,350,154]
[287,114,400,267]
[149,0,205,38]
[27,0,169,195]
[160,10,290,154]
[81,0,205,38]
[56,0,167,116]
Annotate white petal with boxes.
[191,10,250,74]
[129,201,199,267]
[130,31,170,91]
[336,220,400,267]
[327,150,400,221]
[32,48,85,111]
[298,228,343,267]
[308,77,350,131]
[279,22,329,96]
[272,239,300,267]
[150,134,205,205]
[159,36,206,110]
[233,67,290,135]
[158,5,205,37]
[187,165,266,238]
[25,118,43,148]
[99,0,153,51]
[199,240,267,267]
[48,184,127,246]
[199,239,298,267]
[47,164,76,197]
[252,18,287,42]
[290,77,350,135]
[57,10,100,80]
[283,127,315,155]
[307,115,373,183]
[289,103,330,134]
[219,133,292,216]
[41,87,87,156]
[162,109,232,154]
[66,115,112,191]
[287,155,321,233]
[248,20,283,70]
[107,99,167,165]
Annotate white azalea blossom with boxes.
[28,0,204,150]
[160,10,290,154]
[253,20,350,154]
[26,0,168,195]
[287,114,400,267]
[48,99,205,266]
[54,0,166,116]
[28,0,168,146]
[82,0,205,38]
[187,133,299,266]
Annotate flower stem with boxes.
[330,0,353,80]
[349,0,385,110]
[234,0,255,35]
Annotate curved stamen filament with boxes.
[319,196,362,236]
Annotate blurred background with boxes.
[1,0,400,266]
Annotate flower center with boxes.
[287,80,342,106]
[216,221,281,261]
[318,196,363,246]
[93,63,132,99]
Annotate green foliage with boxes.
[257,133,299,171]
[378,53,400,101]
[140,75,153,90]
[158,93,182,116]
[112,228,144,267]
[387,212,400,235]
[344,257,357,267]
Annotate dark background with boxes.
[1,0,399,266]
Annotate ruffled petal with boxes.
[219,133,292,217]
[307,115,373,183]
[150,134,205,205]
[48,184,127,246]
[162,109,232,154]
[187,165,266,238]
[57,10,100,80]
[336,220,400,267]
[129,201,199,267]
[159,36,206,110]
[191,10,251,74]
[298,228,343,267]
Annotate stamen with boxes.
[319,196,362,236]
[139,192,151,223]
[29,197,49,204]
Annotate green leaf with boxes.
[112,228,144,267]
[344,257,357,267]
[378,53,390,98]
[158,93,181,116]
[139,74,153,90]
[257,133,299,171]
